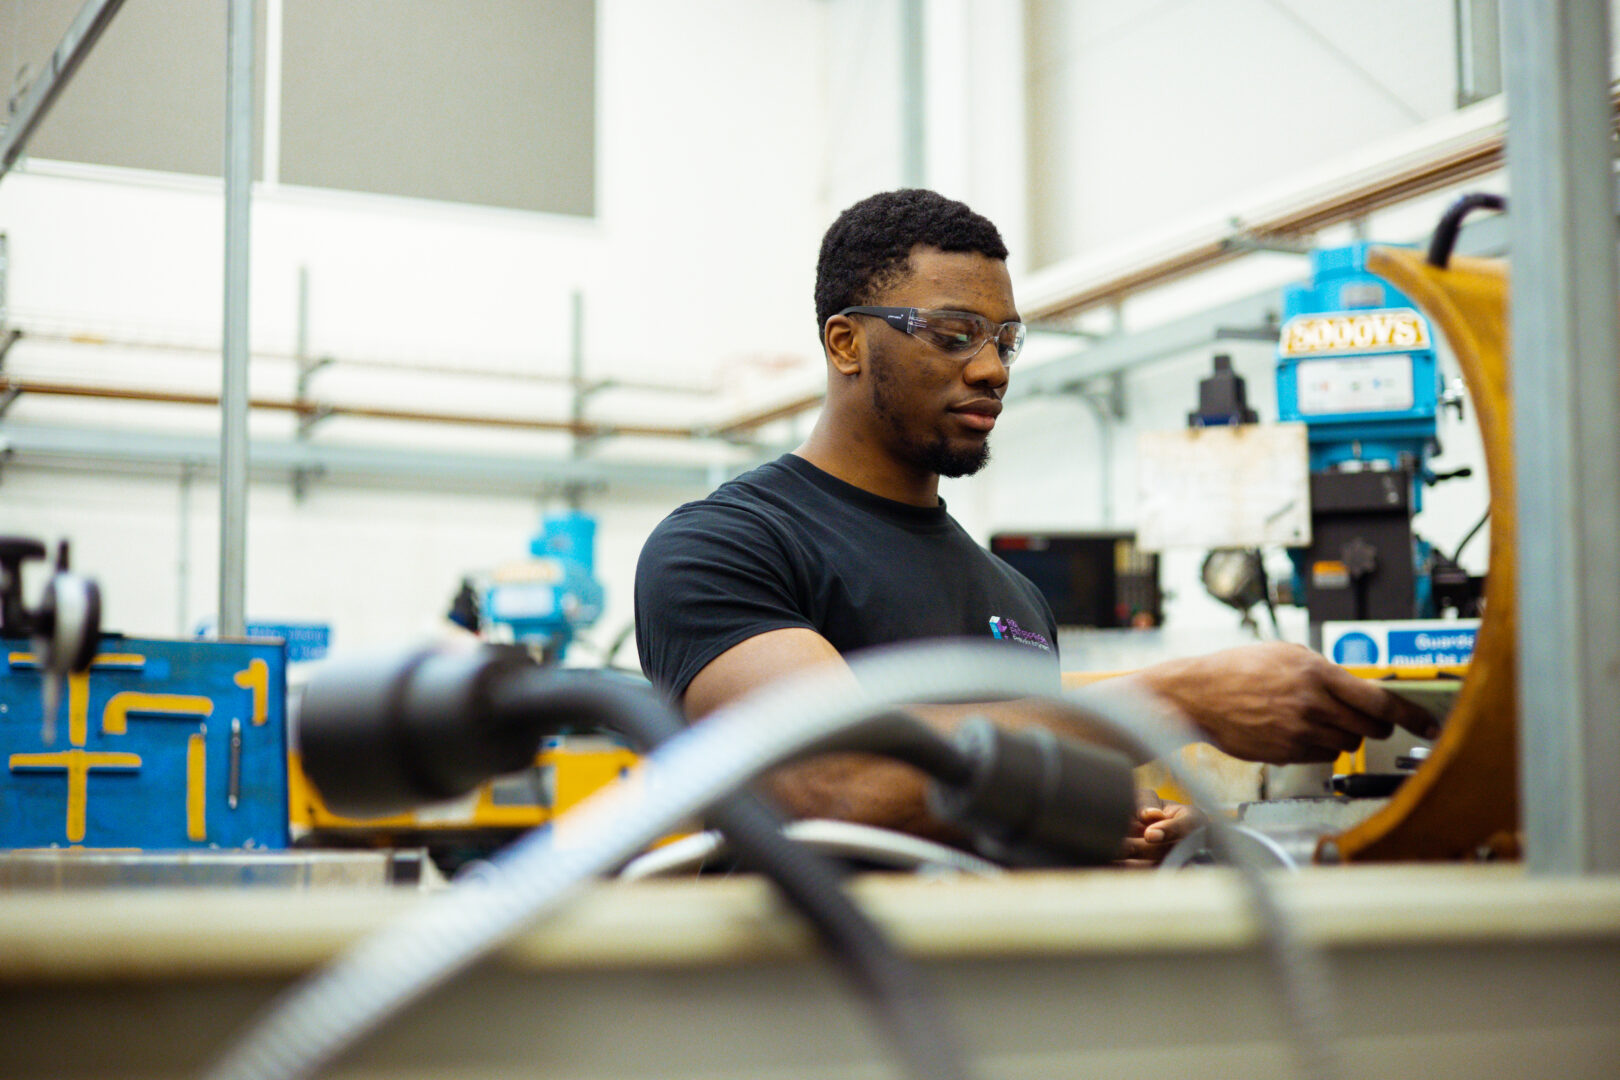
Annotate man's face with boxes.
[863,246,1017,478]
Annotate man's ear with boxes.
[823,315,863,377]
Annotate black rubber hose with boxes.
[490,670,975,1080]
[1427,192,1506,268]
[1451,508,1491,564]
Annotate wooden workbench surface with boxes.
[2,864,1618,1080]
[1,862,1618,980]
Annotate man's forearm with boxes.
[757,697,1125,841]
[761,751,961,841]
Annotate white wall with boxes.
[938,0,1501,654]
[1025,0,1458,269]
[0,0,836,656]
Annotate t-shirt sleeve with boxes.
[635,502,817,701]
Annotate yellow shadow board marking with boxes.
[10,750,142,842]
[234,659,270,725]
[7,652,146,669]
[187,730,207,841]
[102,693,213,735]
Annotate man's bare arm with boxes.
[682,628,1112,838]
[684,633,1443,833]
[1114,641,1441,763]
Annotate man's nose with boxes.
[962,341,1010,389]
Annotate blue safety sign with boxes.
[1324,620,1479,667]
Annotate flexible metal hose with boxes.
[1074,679,1344,1080]
[500,671,975,1080]
[204,642,1339,1080]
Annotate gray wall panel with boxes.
[278,0,595,215]
[1,0,266,179]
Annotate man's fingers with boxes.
[1284,742,1345,765]
[1141,805,1201,845]
[1312,721,1368,756]
[1319,662,1441,739]
[1120,837,1171,860]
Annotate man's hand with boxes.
[1128,641,1441,764]
[1117,789,1199,867]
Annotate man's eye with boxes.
[921,317,980,345]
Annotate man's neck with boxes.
[793,421,940,507]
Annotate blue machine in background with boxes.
[0,636,290,850]
[1274,242,1465,626]
[1277,242,1442,475]
[482,511,605,663]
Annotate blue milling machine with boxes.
[1274,242,1476,630]
[482,511,606,663]
[1189,241,1482,636]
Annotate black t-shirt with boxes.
[635,453,1059,700]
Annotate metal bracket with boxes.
[570,426,611,455]
[296,404,334,439]
[0,386,22,419]
[1221,221,1315,256]
[1056,371,1127,421]
[290,463,326,503]
[575,377,616,402]
[1215,313,1283,343]
[689,423,764,452]
[1090,371,1127,421]
[295,355,334,402]
[538,478,607,504]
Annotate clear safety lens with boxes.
[911,310,1026,365]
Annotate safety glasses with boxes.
[836,306,1027,366]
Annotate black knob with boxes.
[0,536,47,637]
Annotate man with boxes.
[636,189,1436,861]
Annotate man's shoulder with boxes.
[658,458,809,526]
[642,458,807,553]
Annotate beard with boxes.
[870,356,992,478]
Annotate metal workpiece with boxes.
[0,849,436,889]
[1503,0,1620,874]
[228,716,243,810]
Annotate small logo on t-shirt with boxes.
[988,616,1052,651]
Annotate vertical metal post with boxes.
[899,0,925,187]
[566,289,586,510]
[296,265,310,365]
[1455,0,1504,107]
[177,462,193,636]
[1502,0,1620,874]
[218,0,253,639]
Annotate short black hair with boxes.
[814,188,1008,335]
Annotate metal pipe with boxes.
[1077,393,1115,528]
[0,376,695,439]
[1503,0,1620,874]
[7,324,713,395]
[0,422,715,493]
[567,289,586,508]
[177,462,193,635]
[218,0,253,639]
[899,0,925,187]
